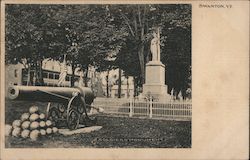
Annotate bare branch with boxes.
[138,5,142,27]
[119,12,135,37]
[133,9,138,37]
[141,6,147,41]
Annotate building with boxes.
[99,69,134,98]
[5,59,82,95]
[5,59,134,98]
[110,84,134,98]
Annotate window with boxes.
[66,76,71,81]
[66,76,70,81]
[49,73,54,79]
[55,74,59,79]
[14,69,18,77]
[74,77,79,82]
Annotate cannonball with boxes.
[21,129,30,138]
[39,113,45,120]
[5,124,12,136]
[29,106,39,114]
[52,127,58,133]
[30,130,39,141]
[45,120,52,127]
[12,120,21,128]
[29,113,39,122]
[21,121,30,130]
[46,128,52,134]
[39,121,46,128]
[30,121,39,130]
[20,113,30,122]
[12,127,21,137]
[40,129,46,136]
[34,129,40,135]
[98,107,104,113]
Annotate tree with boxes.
[5,4,191,97]
[117,68,122,98]
[5,4,58,85]
[110,4,191,96]
[48,5,126,87]
[158,4,191,98]
[107,5,150,84]
[6,4,126,87]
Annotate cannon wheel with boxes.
[47,106,60,126]
[67,109,80,130]
[67,96,80,130]
[58,103,66,113]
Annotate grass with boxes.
[5,98,191,148]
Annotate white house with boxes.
[99,69,134,98]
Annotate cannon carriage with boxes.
[8,85,102,130]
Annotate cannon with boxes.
[8,85,102,130]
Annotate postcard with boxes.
[1,0,249,159]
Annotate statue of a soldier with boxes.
[150,29,161,61]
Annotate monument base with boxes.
[143,61,170,102]
[143,84,170,102]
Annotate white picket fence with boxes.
[93,98,192,121]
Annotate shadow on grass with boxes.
[5,99,191,148]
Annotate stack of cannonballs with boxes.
[5,105,58,141]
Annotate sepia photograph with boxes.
[4,3,191,148]
[1,1,249,160]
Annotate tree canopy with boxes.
[5,4,191,97]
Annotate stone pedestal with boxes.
[143,61,170,102]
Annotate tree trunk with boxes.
[133,76,137,97]
[138,44,145,84]
[126,76,129,98]
[84,67,89,87]
[38,57,44,86]
[118,68,122,98]
[27,66,31,86]
[106,70,110,98]
[34,60,38,86]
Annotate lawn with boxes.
[5,98,191,148]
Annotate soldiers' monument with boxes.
[143,28,170,102]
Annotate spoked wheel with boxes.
[47,107,60,126]
[57,103,67,118]
[74,96,84,114]
[67,95,84,114]
[67,109,80,130]
[67,95,81,130]
[58,103,66,112]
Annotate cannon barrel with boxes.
[8,85,95,105]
